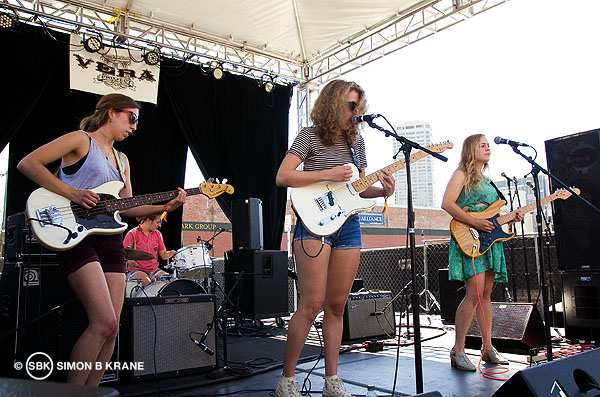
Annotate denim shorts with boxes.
[293,214,362,250]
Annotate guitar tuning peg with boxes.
[215,178,221,184]
[222,178,228,184]
[207,177,214,183]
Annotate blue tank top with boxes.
[59,131,125,190]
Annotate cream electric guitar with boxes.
[26,181,234,251]
[291,141,454,237]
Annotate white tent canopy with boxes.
[4,0,509,85]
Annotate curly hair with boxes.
[310,79,367,146]
[458,134,488,192]
[80,93,141,132]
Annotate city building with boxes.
[392,121,436,208]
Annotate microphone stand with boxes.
[514,180,532,302]
[508,144,600,362]
[366,118,447,393]
[502,174,516,302]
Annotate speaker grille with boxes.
[342,291,395,341]
[129,295,217,380]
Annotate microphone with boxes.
[218,227,232,233]
[500,172,511,182]
[494,136,530,147]
[370,311,384,316]
[192,338,214,355]
[526,181,534,190]
[351,114,380,124]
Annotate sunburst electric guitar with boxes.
[26,181,234,251]
[450,188,579,257]
[291,141,454,237]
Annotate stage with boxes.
[109,314,577,397]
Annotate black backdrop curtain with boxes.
[1,24,291,251]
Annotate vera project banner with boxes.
[69,34,159,104]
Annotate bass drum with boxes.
[136,278,205,297]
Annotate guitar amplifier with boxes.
[4,212,56,263]
[342,291,396,341]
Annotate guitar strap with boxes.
[112,147,126,184]
[349,144,362,173]
[488,179,506,202]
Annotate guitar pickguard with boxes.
[475,214,512,255]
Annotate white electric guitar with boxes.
[26,181,234,251]
[291,141,454,237]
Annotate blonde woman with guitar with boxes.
[274,80,394,396]
[441,134,523,371]
[17,94,186,385]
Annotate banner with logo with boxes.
[358,213,385,226]
[69,34,160,104]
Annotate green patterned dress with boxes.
[448,177,507,282]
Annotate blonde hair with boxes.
[310,79,367,146]
[458,134,488,192]
[80,93,141,132]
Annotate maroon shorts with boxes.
[57,234,126,275]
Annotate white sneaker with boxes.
[274,375,302,397]
[322,375,352,397]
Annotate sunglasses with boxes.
[115,109,138,124]
[346,101,358,111]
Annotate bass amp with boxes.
[342,291,395,341]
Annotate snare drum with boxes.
[125,270,151,298]
[136,278,205,297]
[172,244,213,279]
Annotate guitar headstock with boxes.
[427,140,454,153]
[199,183,235,198]
[554,187,580,200]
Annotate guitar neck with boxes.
[497,193,558,225]
[351,150,430,193]
[106,187,202,212]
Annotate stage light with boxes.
[211,62,224,80]
[143,48,161,66]
[83,36,103,53]
[262,75,275,93]
[0,12,17,29]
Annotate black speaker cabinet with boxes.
[342,291,395,341]
[561,272,600,341]
[545,129,600,271]
[465,302,545,354]
[224,250,289,319]
[493,348,600,397]
[119,294,217,382]
[438,268,466,321]
[0,262,119,383]
[232,198,264,251]
[4,212,56,263]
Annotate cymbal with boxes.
[124,248,154,260]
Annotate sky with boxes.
[343,0,600,207]
[183,0,600,209]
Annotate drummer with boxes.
[123,212,175,286]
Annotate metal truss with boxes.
[1,0,509,87]
[307,0,511,85]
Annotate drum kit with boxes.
[124,243,213,298]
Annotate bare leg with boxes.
[65,263,121,385]
[321,248,360,376]
[281,240,331,377]
[474,271,495,350]
[452,271,487,353]
[85,272,125,386]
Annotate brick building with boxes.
[179,195,452,257]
